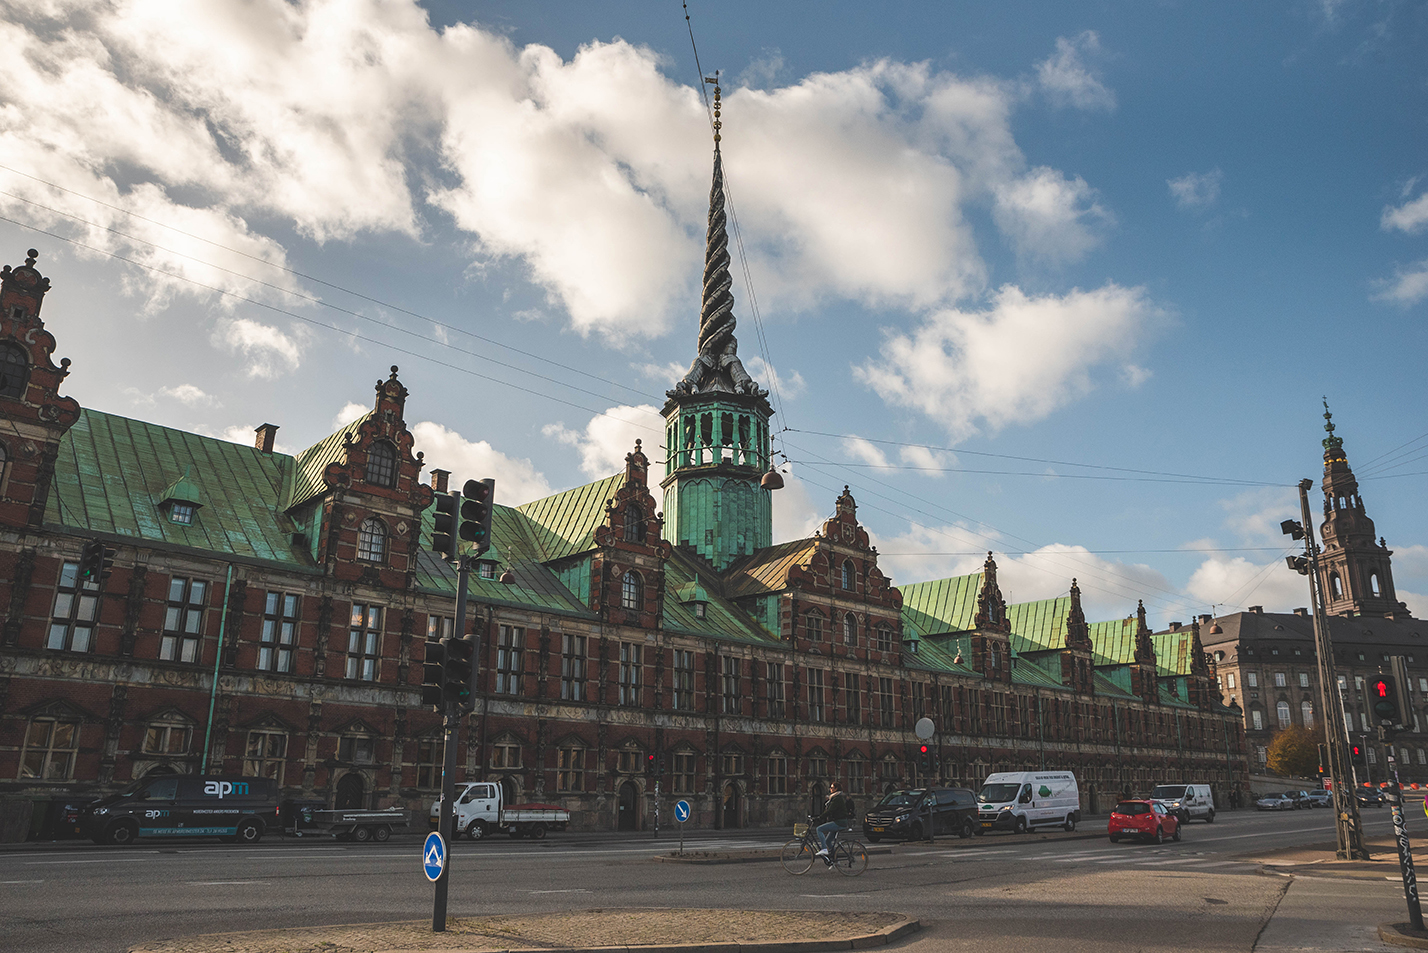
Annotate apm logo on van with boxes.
[204,781,249,799]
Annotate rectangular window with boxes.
[1355,676,1365,692]
[346,603,382,681]
[721,656,740,714]
[721,752,743,776]
[338,736,375,763]
[143,721,191,755]
[1298,672,1310,688]
[805,612,822,643]
[618,748,643,774]
[807,753,828,780]
[1227,673,1236,689]
[1368,747,1378,765]
[242,729,287,783]
[766,753,787,794]
[416,737,442,789]
[878,676,895,728]
[556,745,585,792]
[1255,745,1268,765]
[491,739,521,769]
[1418,749,1427,766]
[674,649,695,711]
[561,634,587,701]
[619,642,642,706]
[427,615,453,642]
[1419,678,1428,694]
[765,662,785,718]
[160,576,207,662]
[673,751,696,794]
[846,674,861,726]
[496,625,524,695]
[48,561,99,652]
[259,592,300,673]
[1246,672,1259,688]
[1273,672,1286,688]
[1361,711,1370,732]
[875,625,894,653]
[20,717,80,780]
[847,758,866,796]
[807,668,825,723]
[912,681,926,719]
[1251,709,1264,730]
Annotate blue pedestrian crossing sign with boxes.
[423,831,446,882]
[674,800,691,823]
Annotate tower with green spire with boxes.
[661,80,773,570]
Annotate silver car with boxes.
[1256,792,1296,811]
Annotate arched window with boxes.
[1370,573,1382,597]
[1301,700,1314,728]
[365,442,397,488]
[1276,701,1291,726]
[621,571,643,611]
[843,613,857,646]
[841,560,854,591]
[623,505,646,543]
[0,341,28,399]
[357,518,387,562]
[1330,572,1343,598]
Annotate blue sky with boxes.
[0,0,1424,626]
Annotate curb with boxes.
[654,847,895,864]
[1380,923,1428,949]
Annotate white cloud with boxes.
[855,283,1161,438]
[898,445,957,476]
[745,356,806,399]
[1382,187,1428,234]
[1185,555,1309,614]
[1036,32,1115,111]
[1372,258,1428,305]
[216,317,301,378]
[771,470,825,543]
[543,404,664,478]
[1391,544,1428,617]
[159,383,216,406]
[411,421,553,506]
[1216,486,1302,545]
[842,436,890,470]
[992,166,1109,264]
[634,361,689,386]
[1168,169,1223,211]
[332,401,369,429]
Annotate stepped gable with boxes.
[590,441,671,629]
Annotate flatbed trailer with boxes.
[283,800,410,842]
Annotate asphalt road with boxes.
[0,804,1418,953]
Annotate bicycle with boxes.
[780,817,868,876]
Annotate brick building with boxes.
[0,141,1248,841]
[1194,406,1424,783]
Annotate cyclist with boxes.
[813,780,854,860]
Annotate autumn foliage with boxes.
[1267,725,1320,778]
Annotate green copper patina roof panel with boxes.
[916,634,977,674]
[1011,656,1072,690]
[662,552,778,645]
[899,572,981,636]
[1006,597,1068,652]
[286,414,368,511]
[1157,680,1197,709]
[1094,669,1136,697]
[1150,631,1194,676]
[48,409,305,565]
[410,545,596,617]
[516,474,623,561]
[1090,617,1138,665]
[724,539,817,598]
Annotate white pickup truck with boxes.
[430,781,571,840]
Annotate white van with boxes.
[976,771,1080,833]
[1150,783,1215,823]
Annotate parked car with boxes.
[432,782,571,839]
[1286,790,1313,808]
[975,771,1081,833]
[80,775,281,845]
[1357,789,1386,808]
[862,787,979,842]
[1108,800,1181,844]
[1305,789,1333,808]
[1255,792,1296,811]
[1150,784,1216,823]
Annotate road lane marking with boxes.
[0,880,44,884]
[24,857,151,865]
[186,880,268,885]
[529,889,590,894]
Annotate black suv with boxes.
[862,787,979,842]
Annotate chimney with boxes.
[430,468,450,493]
[1198,614,1211,624]
[1293,607,1309,617]
[254,423,278,454]
[1249,606,1263,614]
[1169,622,1181,631]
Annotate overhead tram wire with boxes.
[682,1,791,449]
[0,215,670,443]
[0,167,658,405]
[0,191,666,413]
[1354,428,1428,471]
[789,458,1285,487]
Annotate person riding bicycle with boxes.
[814,780,854,859]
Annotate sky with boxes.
[1,0,1426,628]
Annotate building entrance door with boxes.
[335,772,365,810]
[617,780,638,831]
[722,782,739,829]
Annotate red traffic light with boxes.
[919,745,929,754]
[1376,680,1390,698]
[1352,745,1362,756]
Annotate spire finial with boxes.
[704,71,722,144]
[1321,396,1344,455]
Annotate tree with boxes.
[1266,725,1319,778]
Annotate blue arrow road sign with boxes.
[674,800,691,822]
[423,831,446,882]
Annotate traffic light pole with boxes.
[1386,751,1425,930]
[433,553,473,933]
[1297,479,1370,860]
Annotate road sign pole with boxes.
[654,780,660,839]
[433,553,473,932]
[1387,754,1425,931]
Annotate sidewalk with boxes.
[127,909,919,953]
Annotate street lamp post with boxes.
[1283,479,1369,860]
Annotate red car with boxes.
[1108,799,1180,844]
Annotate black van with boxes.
[862,786,979,842]
[80,775,280,845]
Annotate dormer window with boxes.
[157,466,203,527]
[621,570,644,611]
[357,518,387,563]
[168,502,195,525]
[366,441,397,488]
[478,560,497,580]
[0,340,28,399]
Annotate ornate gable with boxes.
[1130,600,1159,703]
[1060,579,1095,694]
[590,441,671,628]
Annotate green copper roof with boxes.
[516,474,623,561]
[48,409,308,566]
[158,465,204,507]
[1089,617,1139,665]
[1011,655,1072,691]
[662,552,776,645]
[286,413,369,510]
[900,571,981,635]
[1151,630,1196,677]
[1007,596,1069,654]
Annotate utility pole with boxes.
[1284,479,1369,859]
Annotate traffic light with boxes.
[431,490,459,560]
[1351,743,1367,768]
[444,637,475,710]
[1317,743,1328,779]
[421,640,446,708]
[78,540,103,581]
[645,753,656,776]
[460,478,495,555]
[99,545,115,580]
[1372,674,1404,730]
[918,744,931,773]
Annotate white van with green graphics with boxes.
[975,771,1080,833]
